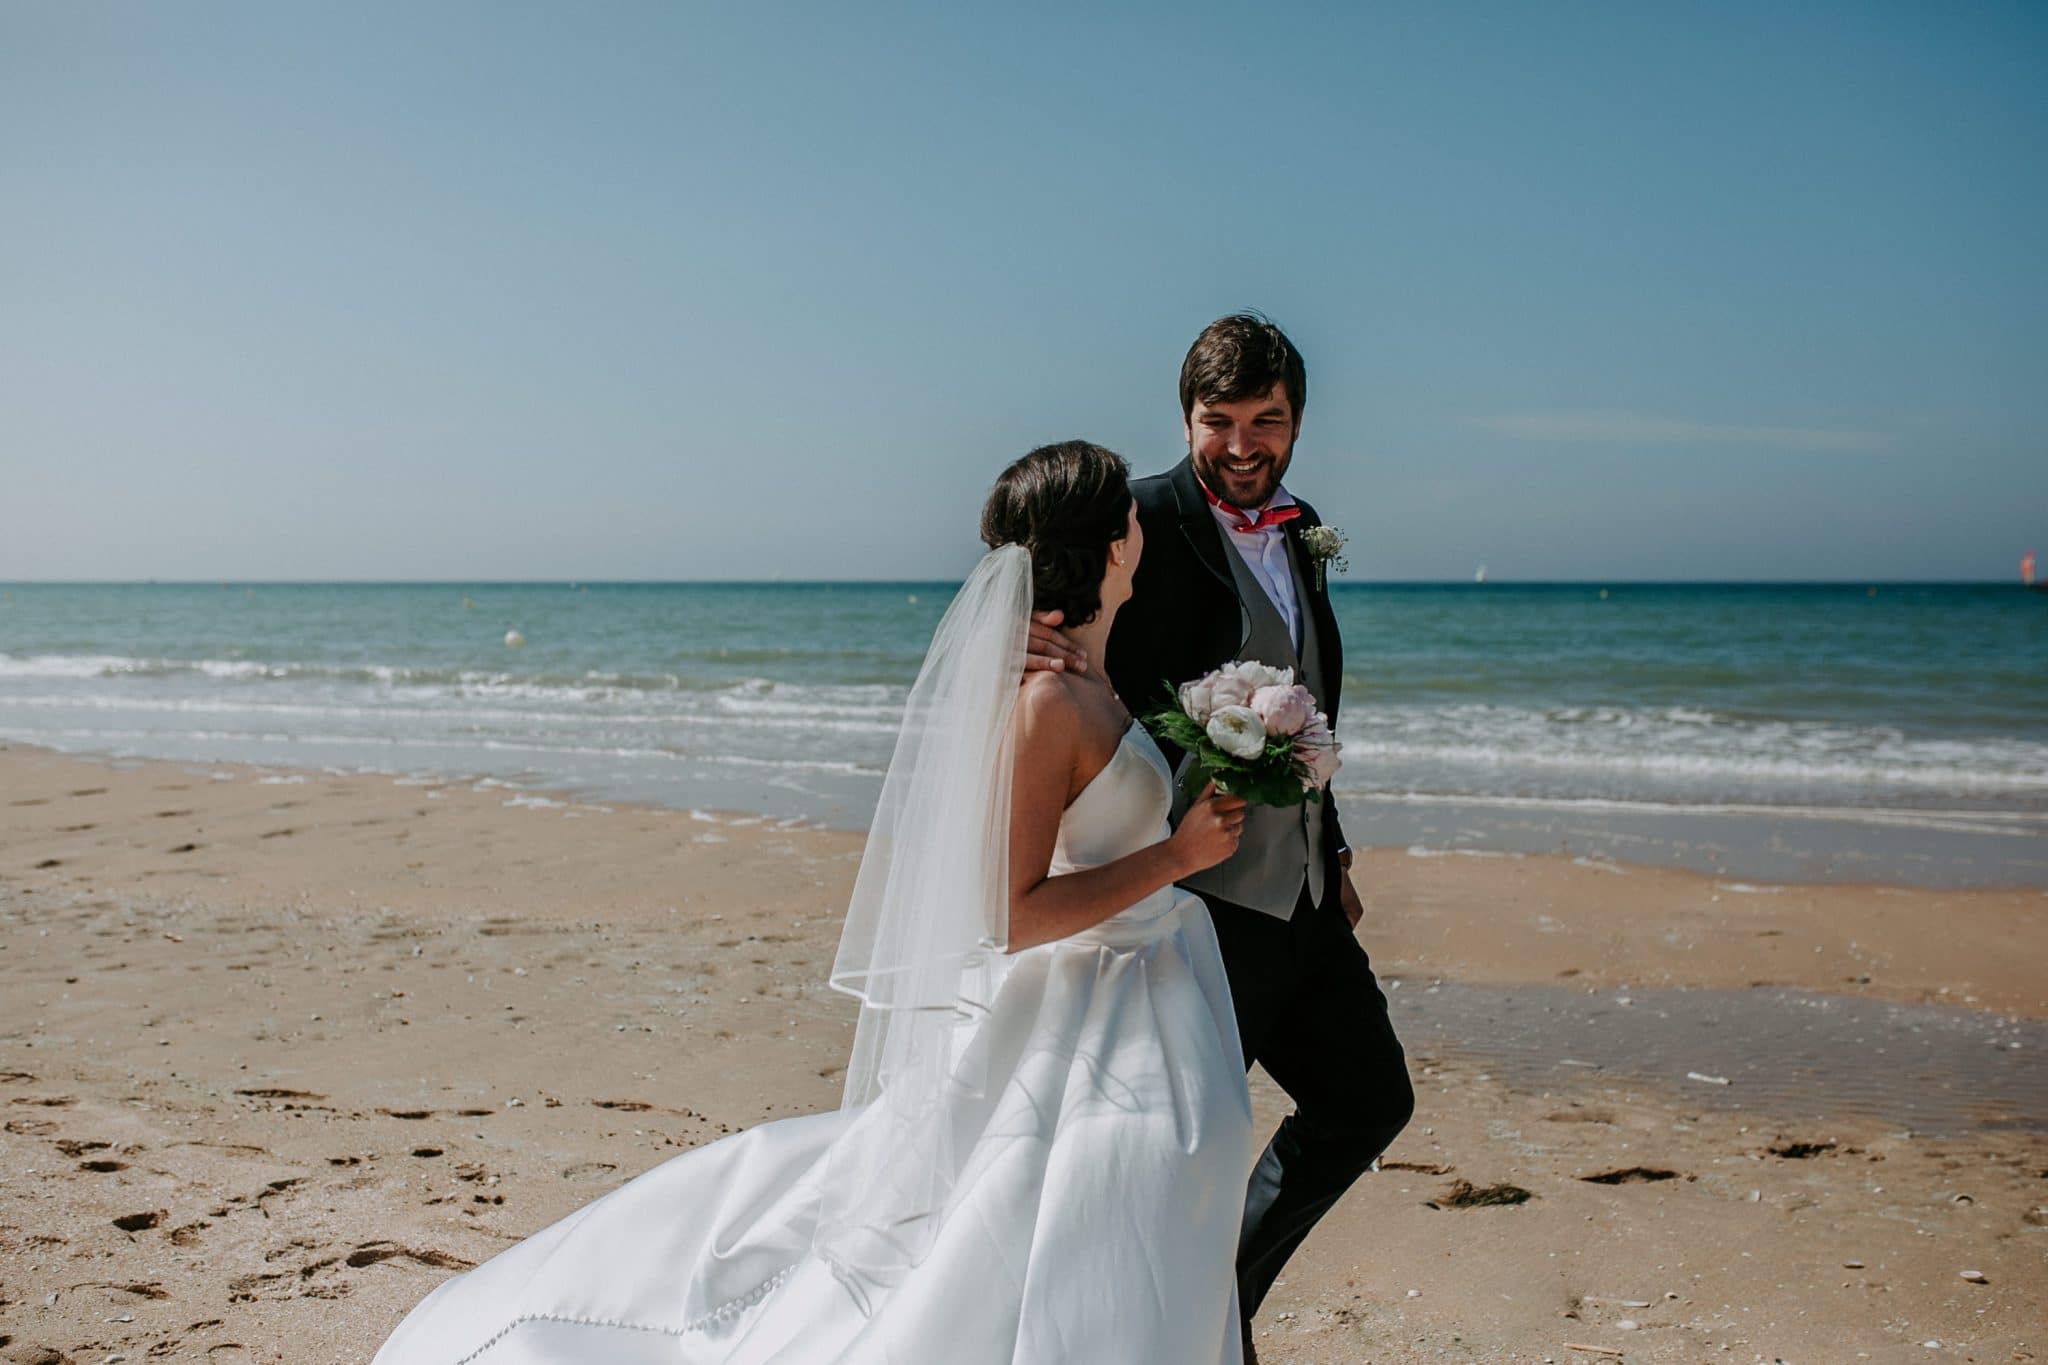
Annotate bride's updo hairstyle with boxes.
[980,440,1133,628]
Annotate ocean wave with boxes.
[0,691,902,735]
[0,652,907,702]
[1337,789,2048,837]
[1336,703,2048,793]
[1338,738,2048,793]
[7,657,2046,811]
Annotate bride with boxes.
[374,441,1255,1363]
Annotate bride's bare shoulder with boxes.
[1015,669,1081,728]
[1015,672,1096,766]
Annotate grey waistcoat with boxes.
[1175,531,1329,920]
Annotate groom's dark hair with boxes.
[981,441,1133,629]
[1179,312,1306,422]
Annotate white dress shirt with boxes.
[1207,486,1301,649]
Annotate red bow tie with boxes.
[1200,480,1301,533]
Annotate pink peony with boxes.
[1292,711,1341,788]
[1249,683,1314,737]
[1205,670,1256,711]
[1177,676,1217,725]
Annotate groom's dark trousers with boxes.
[1202,875,1413,1317]
[1107,456,1415,1320]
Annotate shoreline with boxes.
[9,733,2047,893]
[4,742,2044,1362]
[5,741,2043,1017]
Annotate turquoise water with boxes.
[3,581,2044,879]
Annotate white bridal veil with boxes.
[816,544,1031,1295]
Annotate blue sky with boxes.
[3,2,2042,581]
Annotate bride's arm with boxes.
[1003,680,1243,953]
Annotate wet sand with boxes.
[2,742,2044,1363]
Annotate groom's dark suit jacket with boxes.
[1105,456,1347,883]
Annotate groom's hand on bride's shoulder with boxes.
[1025,610,1086,674]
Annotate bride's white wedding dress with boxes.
[374,722,1253,1364]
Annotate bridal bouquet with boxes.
[1145,661,1341,808]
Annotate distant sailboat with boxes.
[2025,549,2044,593]
[1474,563,1488,584]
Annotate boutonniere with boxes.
[1298,524,1349,591]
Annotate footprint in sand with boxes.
[6,1342,73,1363]
[226,1269,288,1301]
[1768,1139,1841,1159]
[1429,1179,1534,1208]
[1580,1166,1684,1184]
[113,1210,163,1232]
[168,842,200,853]
[346,1242,473,1270]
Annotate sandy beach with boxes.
[2,741,2042,1364]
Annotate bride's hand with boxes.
[1171,782,1246,875]
[1025,610,1087,674]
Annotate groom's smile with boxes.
[1186,382,1298,511]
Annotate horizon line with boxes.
[1,577,2033,589]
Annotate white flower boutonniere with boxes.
[1298,524,1349,591]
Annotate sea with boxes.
[3,582,2044,887]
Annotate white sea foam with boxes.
[0,654,143,679]
[1345,788,2048,838]
[8,633,2045,857]
[1404,846,1521,860]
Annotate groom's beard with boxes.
[1192,446,1292,510]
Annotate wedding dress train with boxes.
[374,722,1253,1364]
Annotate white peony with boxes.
[1204,705,1268,760]
[1177,676,1217,725]
[1249,683,1314,737]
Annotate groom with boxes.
[1032,314,1413,1356]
